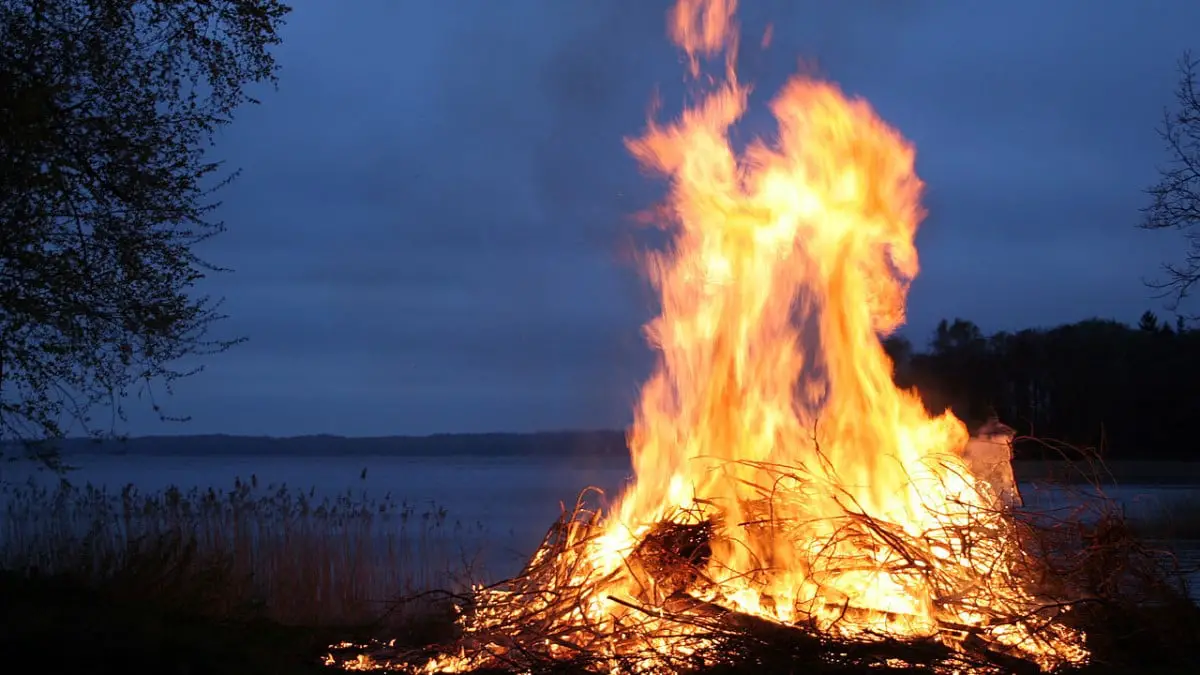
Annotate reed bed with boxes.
[0,475,487,628]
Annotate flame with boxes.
[407,1,1088,672]
[614,0,970,621]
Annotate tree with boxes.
[930,318,985,357]
[1138,310,1161,333]
[1,0,290,461]
[1142,51,1200,306]
[881,334,913,376]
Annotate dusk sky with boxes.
[128,0,1200,437]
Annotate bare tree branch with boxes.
[1141,51,1200,309]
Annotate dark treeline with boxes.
[19,312,1200,464]
[886,312,1200,461]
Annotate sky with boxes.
[126,0,1200,437]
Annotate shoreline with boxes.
[1013,459,1200,486]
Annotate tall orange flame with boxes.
[406,2,1088,672]
[596,0,1085,663]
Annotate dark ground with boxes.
[0,571,338,675]
[6,564,1200,675]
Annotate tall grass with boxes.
[0,475,487,627]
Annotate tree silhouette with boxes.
[895,312,1200,461]
[1,0,290,460]
[881,334,913,381]
[1142,51,1200,307]
[1138,310,1161,333]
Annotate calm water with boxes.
[3,454,1198,582]
[2,454,636,575]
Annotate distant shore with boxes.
[12,433,1200,486]
[1014,459,1200,486]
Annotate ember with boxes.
[333,1,1093,672]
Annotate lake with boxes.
[3,453,1198,584]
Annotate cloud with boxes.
[129,0,1200,435]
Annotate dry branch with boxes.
[326,449,1199,674]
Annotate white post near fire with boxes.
[963,418,1023,508]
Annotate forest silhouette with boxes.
[885,311,1200,460]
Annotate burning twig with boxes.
[326,454,1151,674]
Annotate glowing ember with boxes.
[378,1,1089,672]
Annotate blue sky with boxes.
[126,0,1200,436]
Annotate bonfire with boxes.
[335,1,1094,672]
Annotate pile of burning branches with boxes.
[320,455,1200,675]
[326,0,1200,670]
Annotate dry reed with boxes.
[0,475,487,628]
